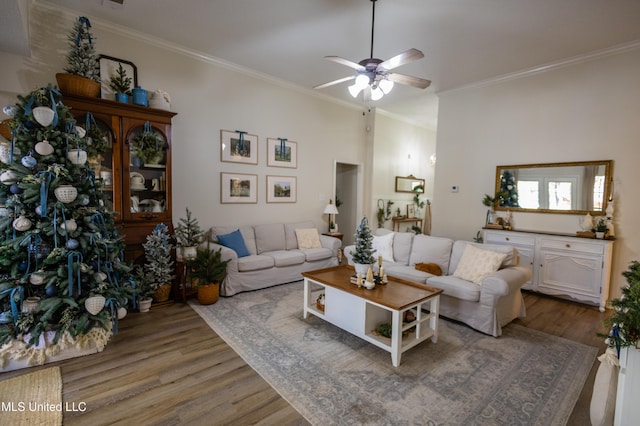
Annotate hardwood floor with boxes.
[0,290,609,425]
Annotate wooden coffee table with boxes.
[302,265,442,367]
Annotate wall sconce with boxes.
[429,154,436,166]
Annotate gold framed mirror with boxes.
[395,175,425,193]
[494,160,613,215]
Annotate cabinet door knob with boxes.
[565,243,571,248]
[505,237,510,241]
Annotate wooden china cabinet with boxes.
[63,94,177,261]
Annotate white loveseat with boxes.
[344,229,531,337]
[209,221,341,296]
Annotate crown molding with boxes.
[439,39,640,95]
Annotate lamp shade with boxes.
[323,202,339,215]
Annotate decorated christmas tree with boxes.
[350,217,375,265]
[64,16,100,82]
[0,85,131,356]
[604,261,640,350]
[499,170,519,207]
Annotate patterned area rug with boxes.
[190,282,597,425]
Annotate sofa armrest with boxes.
[208,243,239,273]
[479,265,531,306]
[320,235,341,256]
[343,244,355,265]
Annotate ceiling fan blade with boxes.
[388,73,431,89]
[313,75,355,90]
[324,56,366,71]
[378,48,424,71]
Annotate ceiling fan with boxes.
[314,0,431,101]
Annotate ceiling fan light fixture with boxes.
[371,86,384,101]
[348,84,363,98]
[379,78,394,94]
[355,74,370,88]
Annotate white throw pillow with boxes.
[295,228,321,249]
[372,232,394,262]
[453,244,507,284]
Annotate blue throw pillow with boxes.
[217,229,250,258]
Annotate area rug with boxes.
[0,366,63,425]
[190,282,597,425]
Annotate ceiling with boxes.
[7,0,640,129]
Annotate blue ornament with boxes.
[35,205,44,216]
[24,121,35,130]
[18,262,27,271]
[21,152,37,168]
[10,184,22,194]
[80,195,90,206]
[45,285,58,297]
[66,239,79,250]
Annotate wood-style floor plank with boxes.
[0,290,609,425]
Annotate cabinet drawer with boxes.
[539,238,604,255]
[484,232,535,247]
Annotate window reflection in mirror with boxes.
[495,160,612,215]
[395,175,425,193]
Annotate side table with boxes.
[174,260,197,302]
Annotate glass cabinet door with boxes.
[124,119,170,221]
[76,112,120,220]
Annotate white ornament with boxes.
[85,295,106,315]
[13,215,32,231]
[32,106,55,127]
[35,139,54,156]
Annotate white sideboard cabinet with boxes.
[484,229,614,311]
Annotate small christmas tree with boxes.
[64,16,100,83]
[350,217,375,265]
[142,223,174,288]
[108,63,132,95]
[175,208,204,248]
[604,261,640,349]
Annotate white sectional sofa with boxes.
[209,221,341,296]
[344,229,531,337]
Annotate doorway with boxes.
[334,161,362,246]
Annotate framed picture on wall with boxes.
[266,175,297,203]
[266,138,297,168]
[220,172,258,204]
[98,55,138,100]
[220,130,258,164]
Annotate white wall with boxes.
[370,111,437,230]
[434,48,640,300]
[0,3,370,235]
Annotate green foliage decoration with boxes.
[603,261,640,348]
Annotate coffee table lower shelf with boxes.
[303,273,440,367]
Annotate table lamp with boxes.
[323,199,339,232]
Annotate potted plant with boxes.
[142,223,174,303]
[190,246,231,305]
[56,16,101,97]
[131,122,167,165]
[132,265,154,312]
[108,63,132,103]
[175,207,204,259]
[594,217,608,239]
[350,216,375,275]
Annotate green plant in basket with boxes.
[190,247,231,285]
